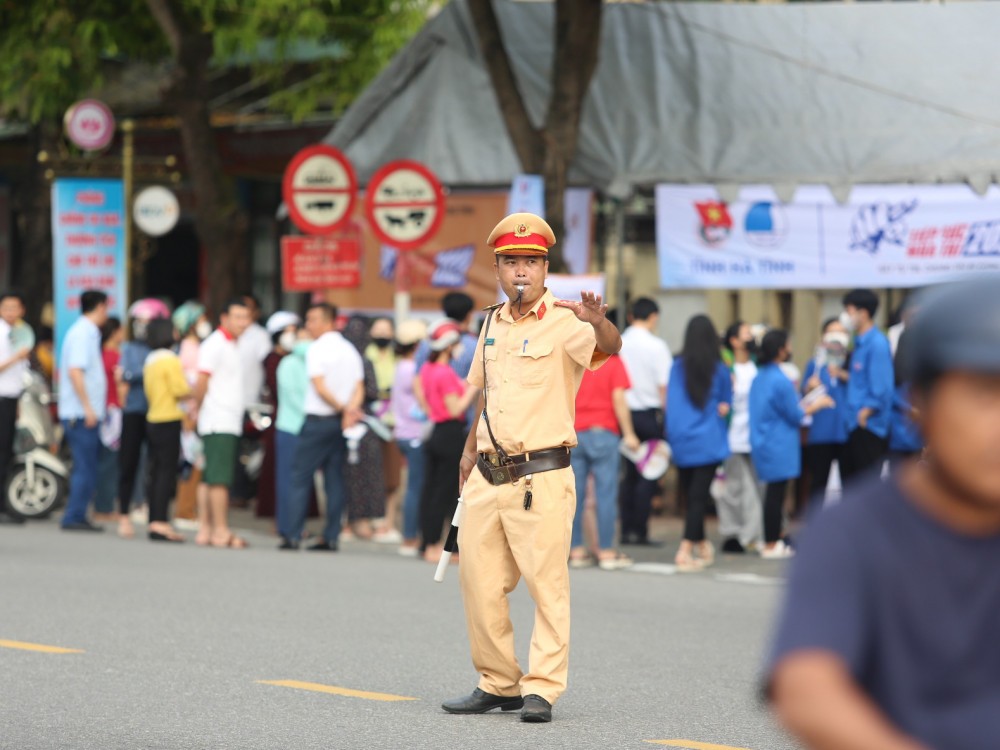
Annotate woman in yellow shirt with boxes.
[143,318,192,542]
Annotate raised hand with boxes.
[553,291,608,326]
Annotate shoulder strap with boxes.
[480,305,511,465]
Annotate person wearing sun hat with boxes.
[441,212,623,723]
[419,319,480,563]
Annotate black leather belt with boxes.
[477,447,571,486]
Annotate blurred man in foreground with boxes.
[767,278,1000,750]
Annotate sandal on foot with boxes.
[211,533,248,549]
[697,541,716,567]
[674,554,705,573]
[149,530,185,543]
[597,552,634,571]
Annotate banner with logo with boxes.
[656,184,1000,289]
[52,179,127,354]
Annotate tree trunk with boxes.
[146,0,249,317]
[468,0,602,274]
[542,0,602,272]
[14,124,57,328]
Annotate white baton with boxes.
[433,493,464,583]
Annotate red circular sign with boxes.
[64,99,115,151]
[282,145,358,235]
[364,160,446,251]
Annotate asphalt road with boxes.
[1,517,801,750]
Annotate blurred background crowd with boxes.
[0,283,917,572]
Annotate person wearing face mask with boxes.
[414,292,479,428]
[172,300,209,526]
[839,289,895,483]
[802,318,851,510]
[418,320,480,563]
[254,311,300,523]
[750,330,836,559]
[718,321,763,554]
[274,327,318,547]
[364,317,404,542]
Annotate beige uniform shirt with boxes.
[468,289,609,455]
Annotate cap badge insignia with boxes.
[514,223,531,238]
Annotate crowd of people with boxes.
[0,284,917,571]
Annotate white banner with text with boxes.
[656,184,1000,289]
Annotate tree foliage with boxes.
[0,0,429,312]
[0,0,428,123]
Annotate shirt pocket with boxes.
[483,345,499,390]
[518,344,554,388]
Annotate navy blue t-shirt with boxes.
[766,477,1000,750]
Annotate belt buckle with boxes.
[488,454,499,467]
[492,466,514,485]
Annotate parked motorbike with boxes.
[5,370,69,519]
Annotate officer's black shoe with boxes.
[441,687,523,714]
[520,694,552,723]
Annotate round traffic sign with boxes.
[64,99,115,151]
[133,186,180,237]
[364,160,445,250]
[282,145,357,235]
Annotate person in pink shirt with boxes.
[419,320,479,562]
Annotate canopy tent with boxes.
[325,0,1000,199]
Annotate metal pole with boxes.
[122,118,135,303]
[394,251,411,326]
[614,199,627,330]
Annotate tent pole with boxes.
[614,198,627,330]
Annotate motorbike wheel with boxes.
[5,462,66,519]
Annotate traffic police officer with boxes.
[441,212,622,723]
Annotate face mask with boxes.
[279,331,297,352]
[133,320,149,342]
[371,337,392,350]
[743,338,758,355]
[194,320,212,340]
[452,342,466,361]
[838,310,856,333]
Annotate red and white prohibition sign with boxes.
[282,144,357,235]
[364,160,446,251]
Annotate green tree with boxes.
[0,0,427,314]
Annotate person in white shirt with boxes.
[237,293,272,405]
[193,298,251,548]
[0,291,31,525]
[617,297,673,545]
[280,303,364,552]
[718,321,763,553]
[231,294,273,507]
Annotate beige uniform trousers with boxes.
[458,463,576,705]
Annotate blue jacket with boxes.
[750,363,805,483]
[802,358,848,445]
[665,359,732,468]
[844,327,894,439]
[889,384,923,453]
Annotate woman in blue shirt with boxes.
[751,330,834,559]
[802,318,851,510]
[665,315,732,571]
